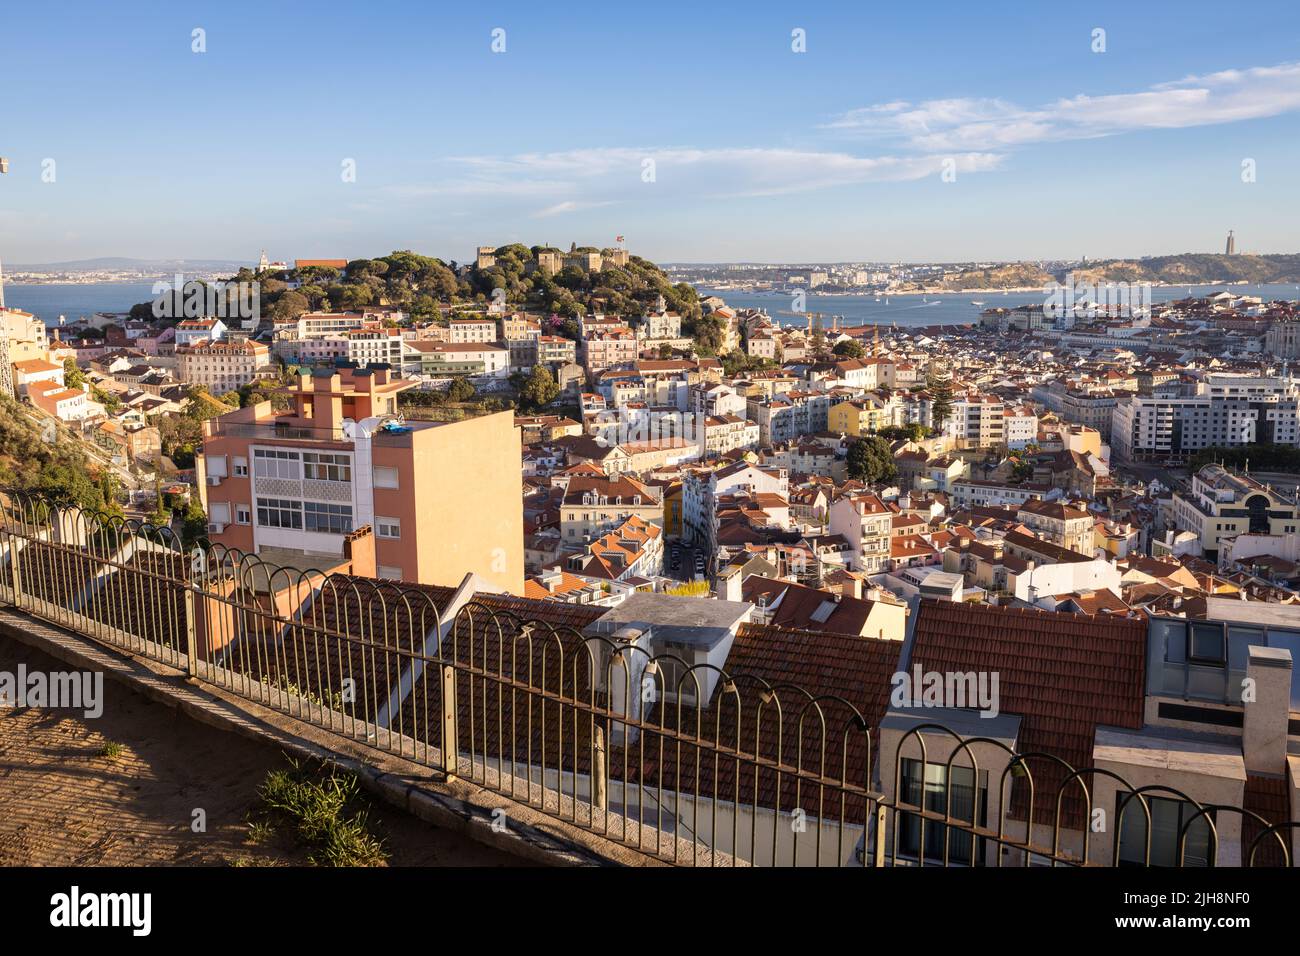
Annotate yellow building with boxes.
[828,399,876,437]
[661,480,684,538]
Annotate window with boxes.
[207,455,228,478]
[303,501,353,535]
[1117,795,1214,867]
[376,516,401,539]
[254,448,300,480]
[233,457,248,477]
[377,565,403,581]
[1189,623,1226,665]
[235,504,251,525]
[374,465,399,489]
[256,497,302,529]
[303,452,352,482]
[209,502,231,525]
[898,758,988,865]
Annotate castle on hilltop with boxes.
[475,242,631,275]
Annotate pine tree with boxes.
[927,367,954,430]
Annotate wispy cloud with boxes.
[825,61,1300,151]
[532,199,620,218]
[389,146,1003,207]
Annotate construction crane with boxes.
[776,309,836,335]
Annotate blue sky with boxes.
[2,0,1299,264]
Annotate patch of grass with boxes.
[246,820,275,844]
[96,741,125,759]
[252,758,388,867]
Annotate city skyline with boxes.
[2,1,1300,264]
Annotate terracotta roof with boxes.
[644,624,903,815]
[742,576,879,635]
[1242,773,1291,867]
[906,600,1146,829]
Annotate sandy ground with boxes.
[0,634,520,866]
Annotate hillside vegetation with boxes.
[0,394,119,512]
[127,246,703,332]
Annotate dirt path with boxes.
[0,634,521,867]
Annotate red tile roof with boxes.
[907,599,1146,829]
[643,624,903,816]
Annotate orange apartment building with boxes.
[197,366,524,594]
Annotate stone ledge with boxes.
[0,607,667,868]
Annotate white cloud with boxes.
[532,199,620,218]
[826,61,1300,151]
[397,146,1003,206]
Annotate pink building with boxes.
[197,367,524,594]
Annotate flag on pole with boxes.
[615,235,624,243]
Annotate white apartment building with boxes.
[345,327,406,368]
[703,415,760,457]
[690,382,748,419]
[174,318,227,347]
[1004,406,1039,450]
[827,491,894,573]
[747,390,832,445]
[942,395,1005,448]
[448,318,499,344]
[1111,378,1300,463]
[949,479,1048,510]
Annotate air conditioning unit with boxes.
[206,475,222,486]
[207,523,225,534]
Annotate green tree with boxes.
[513,365,560,412]
[446,378,475,403]
[833,339,865,359]
[927,369,954,431]
[181,497,208,549]
[846,436,899,484]
[63,359,86,389]
[270,290,310,322]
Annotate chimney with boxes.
[343,525,377,580]
[1242,645,1292,775]
[721,567,743,602]
[312,370,344,435]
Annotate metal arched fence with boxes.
[0,492,1293,868]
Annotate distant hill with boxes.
[918,253,1300,291]
[8,257,250,273]
[1067,253,1300,286]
